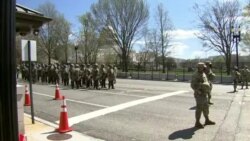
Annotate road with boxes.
[23,79,250,141]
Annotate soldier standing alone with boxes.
[191,62,215,128]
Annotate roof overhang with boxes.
[16,4,52,36]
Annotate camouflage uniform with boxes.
[62,65,69,86]
[92,64,100,90]
[74,64,81,89]
[240,65,249,89]
[232,66,241,92]
[113,65,117,84]
[85,64,92,88]
[80,64,86,87]
[70,64,75,89]
[205,61,215,105]
[191,62,215,128]
[100,64,107,88]
[107,65,115,89]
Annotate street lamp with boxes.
[74,44,78,64]
[231,26,241,67]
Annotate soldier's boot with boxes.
[208,99,213,105]
[204,117,216,125]
[195,121,204,129]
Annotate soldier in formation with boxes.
[18,62,118,90]
[107,64,115,89]
[240,65,250,89]
[191,62,215,129]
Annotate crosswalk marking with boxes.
[64,90,188,126]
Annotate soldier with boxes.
[74,64,81,89]
[69,64,75,89]
[232,66,241,92]
[41,64,48,83]
[85,64,91,88]
[191,62,215,128]
[80,64,86,87]
[100,64,107,88]
[204,61,216,105]
[92,63,100,90]
[62,65,69,86]
[55,64,60,84]
[240,65,249,89]
[107,64,115,89]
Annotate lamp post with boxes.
[74,44,78,64]
[231,26,241,67]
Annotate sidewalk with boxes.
[24,114,104,141]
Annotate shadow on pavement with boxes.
[47,133,72,140]
[189,106,196,110]
[168,127,199,140]
[227,91,236,94]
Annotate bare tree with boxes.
[91,0,149,72]
[79,12,99,64]
[194,0,241,75]
[54,14,71,63]
[37,2,60,64]
[147,29,160,70]
[155,3,173,73]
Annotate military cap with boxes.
[197,62,205,68]
[234,66,238,70]
[205,61,212,65]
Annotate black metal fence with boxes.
[116,61,250,84]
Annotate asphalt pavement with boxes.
[21,79,250,141]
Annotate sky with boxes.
[17,0,248,59]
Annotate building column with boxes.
[0,0,18,141]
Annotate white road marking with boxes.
[64,90,188,126]
[33,92,109,108]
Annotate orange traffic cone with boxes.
[57,96,72,133]
[54,83,63,100]
[24,85,31,106]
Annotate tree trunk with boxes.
[64,45,68,63]
[48,50,51,65]
[225,53,231,75]
[162,56,165,73]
